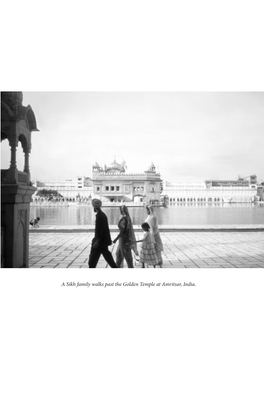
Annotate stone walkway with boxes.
[29,229,264,268]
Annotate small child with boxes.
[136,222,159,268]
[30,217,40,228]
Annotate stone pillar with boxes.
[6,141,19,184]
[1,185,36,268]
[23,149,30,173]
[23,148,31,185]
[10,143,17,169]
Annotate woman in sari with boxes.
[113,205,139,268]
[145,204,163,266]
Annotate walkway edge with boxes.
[29,225,264,233]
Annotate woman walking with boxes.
[145,204,163,266]
[113,205,139,268]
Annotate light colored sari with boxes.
[145,204,163,265]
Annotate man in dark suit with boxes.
[88,199,118,268]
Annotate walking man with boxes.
[88,199,118,268]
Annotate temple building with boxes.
[32,176,93,200]
[163,175,259,203]
[31,160,162,204]
[92,159,162,204]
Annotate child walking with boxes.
[137,222,160,268]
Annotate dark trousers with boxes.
[88,244,118,268]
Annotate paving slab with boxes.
[28,230,264,268]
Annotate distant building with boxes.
[163,175,259,203]
[257,181,264,201]
[32,169,261,204]
[33,176,93,199]
[92,159,162,204]
[32,159,162,204]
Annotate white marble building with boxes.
[163,176,258,203]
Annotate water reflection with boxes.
[30,203,264,226]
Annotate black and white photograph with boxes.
[1,92,264,268]
[1,1,264,395]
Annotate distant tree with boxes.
[36,189,63,198]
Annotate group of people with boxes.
[88,199,163,269]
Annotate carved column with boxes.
[7,140,18,184]
[10,142,18,169]
[24,148,30,173]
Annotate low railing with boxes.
[31,201,69,207]
[101,201,145,207]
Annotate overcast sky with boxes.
[2,92,264,183]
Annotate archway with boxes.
[1,138,9,169]
[134,194,144,203]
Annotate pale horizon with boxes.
[2,91,264,184]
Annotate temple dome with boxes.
[147,162,156,172]
[105,159,125,173]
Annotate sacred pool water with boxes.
[30,203,264,226]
